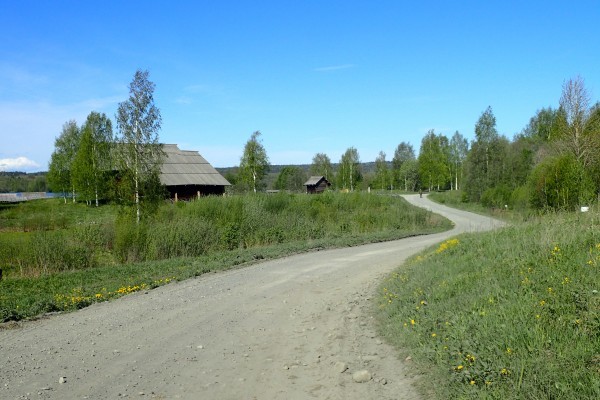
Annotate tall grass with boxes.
[105,192,448,263]
[377,208,600,399]
[0,192,451,322]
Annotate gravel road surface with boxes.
[0,195,504,399]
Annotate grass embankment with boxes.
[377,208,600,399]
[0,192,451,322]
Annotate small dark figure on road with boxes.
[419,189,422,198]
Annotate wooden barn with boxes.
[160,144,231,200]
[304,176,331,194]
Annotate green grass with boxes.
[0,192,451,322]
[377,208,600,399]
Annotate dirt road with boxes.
[1,195,503,400]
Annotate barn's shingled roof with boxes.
[160,144,230,187]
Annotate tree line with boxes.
[47,71,598,213]
[234,76,599,211]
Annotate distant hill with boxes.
[216,162,388,177]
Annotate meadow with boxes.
[377,196,600,399]
[0,192,450,322]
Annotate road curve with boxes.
[0,195,504,400]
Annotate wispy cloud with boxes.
[174,96,193,105]
[0,157,40,172]
[314,64,355,72]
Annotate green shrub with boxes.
[113,219,148,263]
[145,216,220,259]
[529,154,595,210]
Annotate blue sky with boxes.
[1,1,599,171]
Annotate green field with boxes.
[377,196,600,399]
[0,192,450,322]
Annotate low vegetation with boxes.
[377,206,600,399]
[0,192,450,322]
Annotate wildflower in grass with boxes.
[562,276,571,285]
[506,347,513,355]
[539,300,546,307]
[536,314,541,319]
[500,368,511,376]
[547,287,554,294]
[431,333,437,338]
[436,238,459,254]
[465,354,476,363]
[550,245,561,260]
[410,319,416,326]
[454,365,464,372]
[470,380,475,385]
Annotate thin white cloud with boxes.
[80,95,124,110]
[174,96,193,105]
[0,157,40,172]
[314,64,355,72]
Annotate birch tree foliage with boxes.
[374,151,389,190]
[48,120,80,203]
[72,112,113,206]
[418,130,448,191]
[115,69,164,223]
[465,107,505,201]
[337,147,361,191]
[449,131,468,190]
[392,142,415,189]
[557,76,599,169]
[310,153,333,182]
[239,131,269,193]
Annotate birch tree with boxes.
[239,131,269,193]
[72,112,113,206]
[115,69,164,223]
[48,120,80,203]
[337,147,361,191]
[310,153,333,182]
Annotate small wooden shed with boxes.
[304,176,331,194]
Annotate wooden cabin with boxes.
[160,144,231,200]
[304,176,331,194]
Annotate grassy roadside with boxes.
[376,208,600,399]
[0,192,452,323]
[427,190,518,222]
